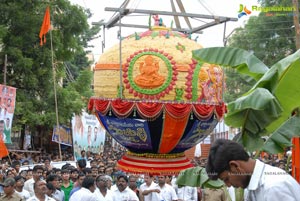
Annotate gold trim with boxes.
[125,154,187,162]
[127,151,185,159]
[120,158,191,168]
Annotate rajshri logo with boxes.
[238,4,296,18]
[238,4,252,18]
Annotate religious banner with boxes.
[0,84,16,144]
[72,111,106,160]
[52,125,72,146]
[172,116,218,152]
[98,114,153,152]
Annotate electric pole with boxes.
[292,0,300,49]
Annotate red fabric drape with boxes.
[193,104,215,119]
[164,103,192,119]
[136,102,163,119]
[111,99,134,118]
[88,98,226,121]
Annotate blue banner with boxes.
[52,125,72,146]
[98,114,153,151]
[172,116,218,152]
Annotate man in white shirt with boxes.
[94,175,113,201]
[177,186,197,201]
[24,165,44,197]
[111,174,139,201]
[206,139,300,201]
[140,175,160,201]
[14,176,31,200]
[156,175,178,201]
[69,177,99,201]
[27,179,56,201]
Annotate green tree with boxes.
[229,0,296,66]
[0,0,100,146]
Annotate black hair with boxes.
[77,159,86,169]
[33,165,44,173]
[117,174,128,183]
[78,172,86,179]
[206,139,250,180]
[46,182,56,192]
[82,177,95,189]
[83,167,92,175]
[46,174,59,183]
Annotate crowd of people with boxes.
[0,139,299,201]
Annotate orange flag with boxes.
[0,137,9,158]
[39,6,51,46]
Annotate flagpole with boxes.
[50,27,62,161]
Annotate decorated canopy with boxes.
[89,17,226,175]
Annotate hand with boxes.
[153,189,160,193]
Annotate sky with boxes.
[70,0,260,62]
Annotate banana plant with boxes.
[192,47,300,153]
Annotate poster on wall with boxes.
[52,125,72,146]
[0,84,16,144]
[71,111,106,160]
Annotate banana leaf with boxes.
[176,166,224,188]
[266,55,300,135]
[192,47,269,82]
[263,113,300,154]
[225,88,283,134]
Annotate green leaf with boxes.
[264,50,300,135]
[225,88,283,135]
[176,166,223,188]
[192,47,269,81]
[263,114,300,154]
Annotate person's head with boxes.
[61,169,70,181]
[44,157,51,166]
[14,175,25,189]
[96,175,108,189]
[46,183,55,197]
[77,159,86,170]
[206,139,252,189]
[128,175,137,190]
[77,173,86,187]
[144,174,153,186]
[105,175,113,189]
[157,175,166,186]
[70,169,79,180]
[11,161,21,172]
[81,150,86,157]
[6,169,14,178]
[117,174,128,192]
[83,167,92,177]
[46,174,60,189]
[91,167,98,178]
[33,179,47,196]
[0,177,16,195]
[165,175,172,185]
[82,177,96,193]
[22,160,29,166]
[90,160,98,168]
[19,170,27,179]
[26,169,33,180]
[32,165,44,181]
[53,168,61,177]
